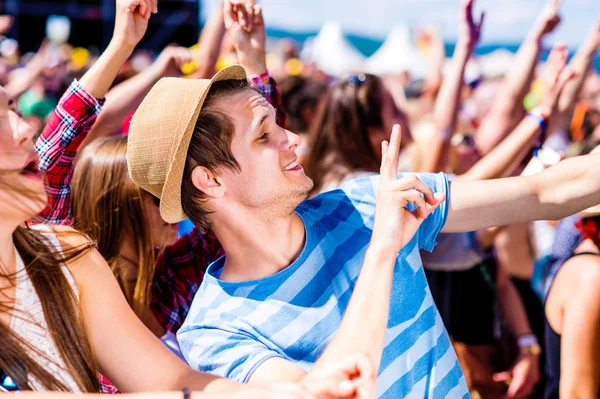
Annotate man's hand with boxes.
[302,354,376,399]
[531,0,562,39]
[152,45,193,77]
[371,125,446,255]
[540,42,576,114]
[223,0,267,75]
[493,354,541,399]
[113,0,157,48]
[459,0,485,52]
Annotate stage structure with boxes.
[0,0,201,52]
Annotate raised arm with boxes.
[552,20,600,132]
[475,0,561,155]
[459,43,574,181]
[224,0,287,127]
[443,153,600,233]
[4,41,50,100]
[33,0,155,224]
[422,0,483,173]
[189,0,226,79]
[58,227,329,399]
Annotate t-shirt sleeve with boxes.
[177,322,284,383]
[415,172,449,252]
[339,172,449,252]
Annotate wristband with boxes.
[527,108,549,157]
[517,334,539,348]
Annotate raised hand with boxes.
[532,0,562,38]
[459,0,485,51]
[302,354,376,399]
[371,125,446,255]
[223,0,267,74]
[539,42,576,113]
[152,45,193,77]
[113,0,157,48]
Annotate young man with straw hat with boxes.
[127,61,600,397]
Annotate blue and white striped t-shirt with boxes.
[178,172,469,398]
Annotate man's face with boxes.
[217,89,314,215]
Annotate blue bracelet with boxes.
[527,110,548,157]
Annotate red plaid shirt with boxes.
[34,73,286,334]
[33,79,104,225]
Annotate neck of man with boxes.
[212,209,306,282]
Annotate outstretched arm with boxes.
[4,41,50,100]
[422,0,484,173]
[189,0,227,79]
[443,153,600,233]
[459,43,574,181]
[476,0,562,155]
[551,20,600,132]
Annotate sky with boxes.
[201,0,599,47]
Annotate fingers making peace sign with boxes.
[371,125,446,255]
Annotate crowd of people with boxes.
[1,0,600,398]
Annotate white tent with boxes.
[305,21,366,77]
[364,24,429,78]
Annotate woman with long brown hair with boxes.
[305,73,411,195]
[70,136,177,336]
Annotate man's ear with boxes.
[191,166,226,198]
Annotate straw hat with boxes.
[127,65,247,223]
[580,204,600,219]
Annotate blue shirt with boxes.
[178,173,469,398]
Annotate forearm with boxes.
[497,272,533,337]
[11,392,236,399]
[460,116,540,181]
[425,40,471,173]
[557,35,598,115]
[191,4,226,79]
[445,154,600,232]
[82,65,159,142]
[79,40,135,99]
[477,37,542,154]
[313,245,396,372]
[4,67,42,100]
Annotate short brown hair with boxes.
[181,79,253,232]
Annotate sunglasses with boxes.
[451,134,476,148]
[347,73,368,87]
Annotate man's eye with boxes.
[258,133,268,141]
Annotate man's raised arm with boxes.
[443,153,600,233]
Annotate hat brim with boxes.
[579,205,600,219]
[160,65,247,223]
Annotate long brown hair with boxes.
[305,74,384,195]
[71,136,156,318]
[0,225,101,392]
